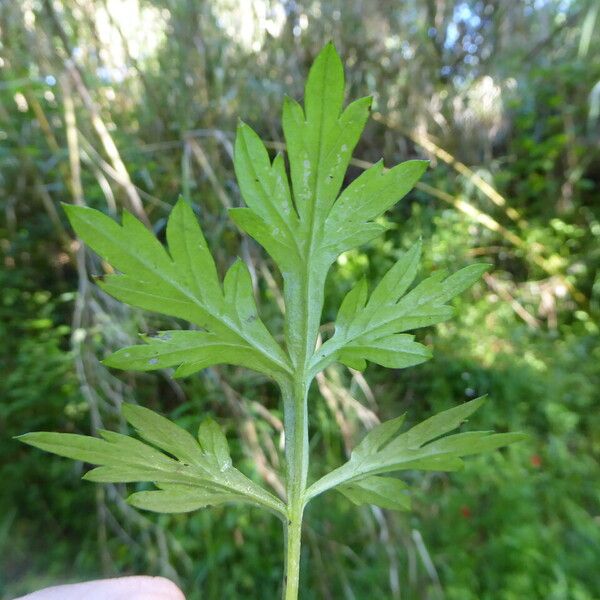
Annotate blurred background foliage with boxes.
[1,0,599,598]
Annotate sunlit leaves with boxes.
[230,39,485,374]
[305,398,526,506]
[19,43,522,530]
[281,50,371,226]
[17,405,286,516]
[231,121,299,273]
[232,43,428,365]
[313,242,490,373]
[64,199,291,380]
[322,160,428,257]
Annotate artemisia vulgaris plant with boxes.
[19,44,525,599]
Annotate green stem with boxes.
[284,499,304,600]
[281,246,326,598]
[282,378,309,600]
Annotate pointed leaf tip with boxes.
[322,40,340,56]
[173,196,188,210]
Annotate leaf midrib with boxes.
[295,50,331,370]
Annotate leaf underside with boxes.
[312,242,490,374]
[63,42,488,378]
[17,404,285,516]
[17,44,524,521]
[306,397,527,508]
[233,42,432,367]
[64,199,291,381]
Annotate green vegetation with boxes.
[1,2,599,599]
[17,45,524,598]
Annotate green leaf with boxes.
[366,241,422,310]
[17,431,172,469]
[338,476,411,511]
[105,331,251,375]
[105,328,288,379]
[283,46,371,223]
[351,414,406,458]
[232,43,425,368]
[120,403,206,467]
[229,207,295,273]
[281,44,373,363]
[390,396,486,450]
[198,418,232,470]
[232,122,299,271]
[424,431,529,456]
[324,160,429,255]
[305,398,526,502]
[165,196,222,306]
[128,484,239,514]
[17,410,286,517]
[64,199,291,380]
[338,334,432,370]
[19,43,524,541]
[82,465,204,485]
[312,242,490,374]
[335,278,368,330]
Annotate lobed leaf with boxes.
[232,43,427,367]
[305,398,526,506]
[323,160,429,256]
[282,45,372,224]
[120,403,206,467]
[366,241,422,310]
[83,465,204,485]
[64,199,291,381]
[232,122,299,272]
[388,396,486,451]
[17,407,285,516]
[334,278,368,331]
[165,197,222,306]
[16,431,154,467]
[103,330,266,378]
[351,414,406,459]
[338,334,432,370]
[312,242,490,374]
